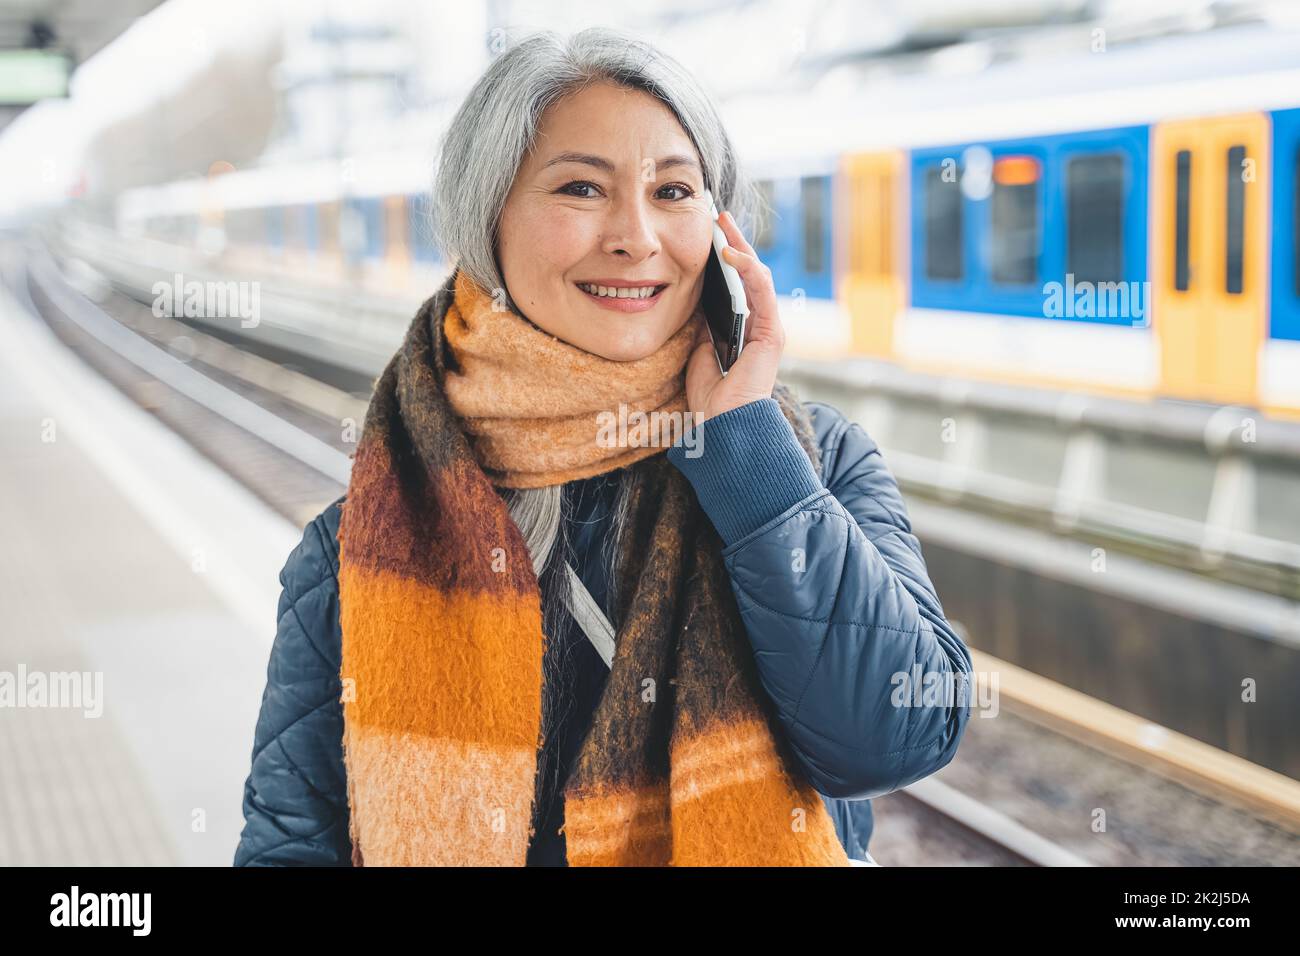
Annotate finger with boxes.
[717,209,757,259]
[720,244,780,339]
[715,211,777,339]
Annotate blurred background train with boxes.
[114,23,1300,420]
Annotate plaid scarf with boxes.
[337,268,851,866]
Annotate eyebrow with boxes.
[540,151,701,176]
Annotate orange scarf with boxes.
[442,271,700,488]
[337,268,850,866]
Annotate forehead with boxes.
[528,82,697,166]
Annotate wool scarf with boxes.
[337,267,851,866]
[441,271,700,488]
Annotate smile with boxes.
[575,282,668,312]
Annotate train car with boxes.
[728,24,1300,420]
[117,149,447,294]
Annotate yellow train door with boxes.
[1151,114,1269,405]
[841,151,904,358]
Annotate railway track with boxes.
[18,243,352,529]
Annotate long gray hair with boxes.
[429,27,754,816]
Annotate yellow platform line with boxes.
[971,649,1300,833]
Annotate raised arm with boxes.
[667,398,973,800]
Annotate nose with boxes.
[600,192,661,262]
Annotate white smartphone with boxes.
[700,190,749,374]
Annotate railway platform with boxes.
[0,264,297,865]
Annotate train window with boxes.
[1225,144,1246,295]
[801,176,827,274]
[990,155,1040,285]
[1066,154,1124,284]
[753,180,775,251]
[923,165,962,280]
[1174,150,1192,291]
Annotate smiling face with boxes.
[495,80,714,361]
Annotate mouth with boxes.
[575,281,669,312]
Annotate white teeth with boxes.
[579,283,660,299]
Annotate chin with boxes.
[587,339,661,362]
[559,323,664,362]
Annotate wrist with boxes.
[701,388,776,424]
[666,397,823,547]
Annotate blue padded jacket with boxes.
[233,397,974,865]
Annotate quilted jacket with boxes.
[234,396,974,865]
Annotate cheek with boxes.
[501,205,578,276]
[666,228,713,275]
[520,208,596,277]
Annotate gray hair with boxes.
[430,25,762,302]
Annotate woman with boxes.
[234,26,972,867]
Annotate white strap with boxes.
[563,562,616,669]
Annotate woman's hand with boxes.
[683,209,786,424]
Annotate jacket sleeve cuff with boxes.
[666,397,823,547]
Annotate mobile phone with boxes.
[699,190,748,374]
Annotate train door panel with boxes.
[1052,126,1150,322]
[1153,114,1269,405]
[1270,108,1300,345]
[973,142,1050,316]
[843,151,903,357]
[909,140,1052,317]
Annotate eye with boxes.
[558,181,601,198]
[658,183,695,201]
